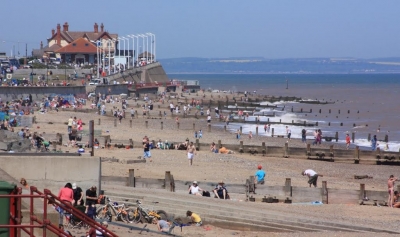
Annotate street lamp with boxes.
[91,40,102,78]
[120,37,127,68]
[146,33,155,62]
[138,34,147,64]
[124,36,130,69]
[129,34,139,67]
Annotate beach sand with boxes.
[22,90,400,236]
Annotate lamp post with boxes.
[108,39,111,75]
[124,37,130,69]
[117,37,122,63]
[138,34,146,64]
[121,37,127,68]
[146,33,155,62]
[130,34,139,67]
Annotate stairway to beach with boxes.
[102,184,398,234]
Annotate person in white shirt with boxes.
[302,169,323,187]
[188,181,203,196]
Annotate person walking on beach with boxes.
[143,139,152,162]
[301,129,307,143]
[187,142,196,166]
[388,175,398,207]
[254,165,266,184]
[302,169,323,188]
[286,126,291,140]
[248,131,253,139]
[371,135,378,151]
[235,129,241,139]
[346,134,351,149]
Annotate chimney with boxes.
[94,23,98,33]
[57,23,61,46]
[51,29,55,36]
[40,41,43,49]
[63,22,69,31]
[100,23,104,32]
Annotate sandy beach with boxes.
[19,90,400,236]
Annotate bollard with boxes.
[161,121,163,130]
[98,118,101,125]
[177,122,180,129]
[114,118,117,127]
[130,119,132,128]
[271,128,275,137]
[368,133,371,142]
[145,121,148,128]
[335,132,338,142]
[193,123,195,131]
[352,132,355,143]
[208,124,211,132]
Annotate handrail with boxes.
[31,186,118,237]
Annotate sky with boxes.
[1,0,400,59]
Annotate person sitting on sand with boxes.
[214,181,229,199]
[175,141,188,150]
[186,210,202,226]
[210,142,217,153]
[218,146,234,154]
[156,139,164,149]
[393,191,400,208]
[188,181,203,196]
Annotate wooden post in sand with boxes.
[285,178,291,197]
[335,132,338,142]
[196,139,199,151]
[145,121,148,128]
[193,123,195,131]
[114,118,117,127]
[322,181,328,204]
[283,142,289,158]
[177,122,180,129]
[128,169,135,187]
[255,126,258,136]
[271,128,275,137]
[352,132,355,143]
[161,121,163,130]
[208,124,211,132]
[218,140,221,149]
[354,146,360,160]
[98,118,101,125]
[359,184,365,201]
[129,139,133,148]
[130,119,132,128]
[368,133,371,142]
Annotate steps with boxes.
[101,185,398,234]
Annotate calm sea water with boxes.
[168,74,400,151]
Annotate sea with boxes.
[167,74,400,152]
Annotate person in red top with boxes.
[345,134,351,150]
[57,183,74,228]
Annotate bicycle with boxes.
[131,200,168,224]
[95,197,135,222]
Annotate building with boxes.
[32,22,118,65]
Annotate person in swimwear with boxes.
[388,175,398,207]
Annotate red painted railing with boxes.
[0,186,117,237]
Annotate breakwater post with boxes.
[208,124,211,132]
[161,121,163,130]
[385,135,389,143]
[98,118,101,125]
[335,132,338,142]
[114,118,117,127]
[177,122,180,129]
[145,121,148,128]
[130,119,132,128]
[193,123,195,131]
[271,128,275,137]
[322,181,328,204]
[368,134,371,142]
[255,126,258,136]
[352,132,355,143]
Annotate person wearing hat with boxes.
[213,181,229,199]
[72,183,84,206]
[254,165,266,184]
[188,181,203,196]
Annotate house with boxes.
[32,22,118,65]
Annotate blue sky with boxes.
[1,0,399,59]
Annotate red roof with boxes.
[55,38,97,54]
